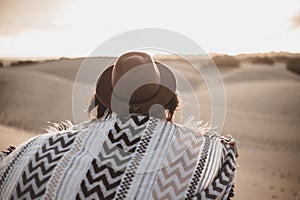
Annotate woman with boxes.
[0,52,237,199]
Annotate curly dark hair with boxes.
[87,93,179,122]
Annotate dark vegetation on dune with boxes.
[0,62,3,67]
[248,55,298,64]
[272,55,291,62]
[10,60,38,67]
[286,58,300,75]
[250,57,274,65]
[212,55,240,67]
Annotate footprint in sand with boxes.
[295,190,300,200]
[279,173,285,179]
[286,171,292,180]
[292,190,300,198]
[271,172,276,177]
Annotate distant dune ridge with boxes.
[287,58,300,75]
[0,54,300,200]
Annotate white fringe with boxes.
[44,120,74,133]
[182,116,235,143]
[182,116,217,135]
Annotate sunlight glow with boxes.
[0,0,299,58]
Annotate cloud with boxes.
[0,0,70,35]
[291,11,300,29]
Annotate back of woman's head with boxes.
[87,93,179,122]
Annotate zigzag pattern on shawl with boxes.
[76,115,149,200]
[193,146,236,200]
[10,132,78,200]
[115,118,158,199]
[0,138,37,195]
[152,128,203,199]
[185,136,211,198]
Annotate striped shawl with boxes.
[0,113,237,199]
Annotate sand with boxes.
[0,58,299,199]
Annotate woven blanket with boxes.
[0,113,237,199]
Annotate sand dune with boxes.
[0,67,73,132]
[0,125,36,149]
[0,58,299,199]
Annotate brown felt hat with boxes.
[95,52,176,115]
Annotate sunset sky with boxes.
[0,0,299,58]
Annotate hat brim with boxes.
[96,61,176,115]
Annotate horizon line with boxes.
[1,50,300,61]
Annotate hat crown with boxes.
[111,52,161,103]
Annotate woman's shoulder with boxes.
[0,120,95,165]
[173,119,238,157]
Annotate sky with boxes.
[0,0,299,58]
